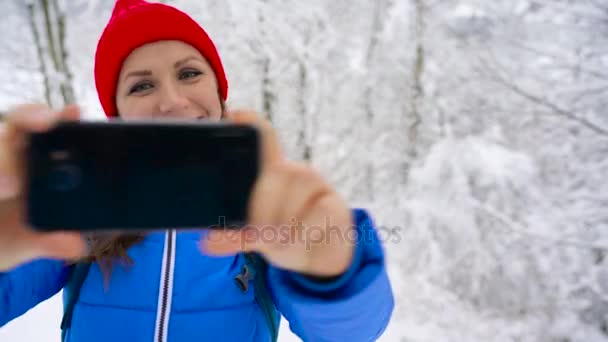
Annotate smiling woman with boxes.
[0,1,394,342]
[115,42,224,121]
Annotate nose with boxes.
[158,82,189,116]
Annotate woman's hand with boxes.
[0,105,356,277]
[201,110,356,277]
[0,104,86,272]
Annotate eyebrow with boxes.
[122,56,204,81]
[123,70,152,81]
[174,56,204,68]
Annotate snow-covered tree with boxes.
[1,1,607,341]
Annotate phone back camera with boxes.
[47,164,82,192]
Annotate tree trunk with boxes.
[362,0,385,200]
[27,2,52,106]
[405,0,425,182]
[261,57,274,122]
[51,0,75,104]
[297,61,311,161]
[257,5,274,122]
[30,0,75,107]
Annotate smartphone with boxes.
[24,120,259,232]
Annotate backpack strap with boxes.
[236,252,280,342]
[61,262,92,342]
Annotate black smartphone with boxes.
[24,120,259,232]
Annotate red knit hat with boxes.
[94,0,228,117]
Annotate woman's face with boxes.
[115,40,223,120]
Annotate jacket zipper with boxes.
[154,230,176,342]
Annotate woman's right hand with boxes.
[0,104,86,272]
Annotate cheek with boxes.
[190,81,223,119]
[117,96,157,119]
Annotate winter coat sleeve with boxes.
[0,258,71,327]
[267,208,394,341]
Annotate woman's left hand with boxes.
[200,110,356,277]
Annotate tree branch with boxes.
[27,2,51,106]
[407,0,425,163]
[477,57,608,138]
[500,39,608,81]
[52,0,75,104]
[41,0,60,71]
[496,76,608,137]
[472,199,608,251]
[587,0,608,13]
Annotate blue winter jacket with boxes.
[0,209,393,341]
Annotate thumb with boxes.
[32,232,87,260]
[225,110,283,167]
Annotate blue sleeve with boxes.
[267,208,394,341]
[0,258,71,327]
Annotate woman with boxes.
[0,0,394,341]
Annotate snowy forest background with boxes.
[1,0,607,341]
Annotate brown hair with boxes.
[80,232,146,283]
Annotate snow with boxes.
[2,0,608,341]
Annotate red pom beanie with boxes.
[94,0,228,117]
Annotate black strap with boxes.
[244,253,279,342]
[61,262,91,342]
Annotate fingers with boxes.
[201,162,334,257]
[0,104,85,271]
[201,164,291,256]
[1,232,86,271]
[0,104,81,199]
[5,103,81,130]
[230,162,298,254]
[202,223,282,256]
[247,164,292,226]
[225,110,283,167]
[201,228,251,256]
[277,162,333,224]
[6,197,87,260]
[57,104,81,122]
[33,232,87,259]
[0,104,50,198]
[203,110,340,263]
[6,104,57,132]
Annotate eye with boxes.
[129,81,153,94]
[179,69,203,80]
